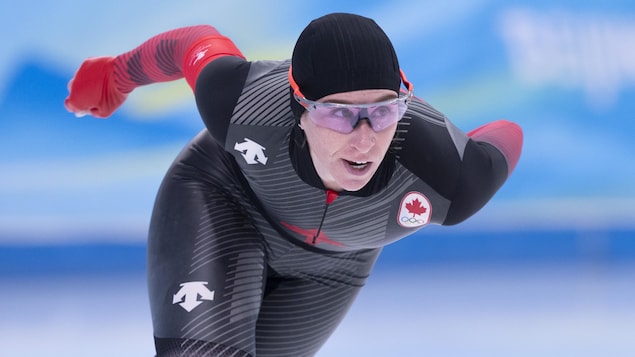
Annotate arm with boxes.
[64,25,244,118]
[443,119,523,225]
[467,120,523,177]
[396,98,524,227]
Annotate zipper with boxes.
[312,189,339,245]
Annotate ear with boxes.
[298,112,308,130]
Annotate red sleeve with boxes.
[467,120,523,176]
[112,25,245,93]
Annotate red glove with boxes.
[64,56,128,118]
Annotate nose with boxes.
[349,119,375,153]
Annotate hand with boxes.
[64,56,128,118]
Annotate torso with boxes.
[195,58,459,252]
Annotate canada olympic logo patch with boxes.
[398,192,431,228]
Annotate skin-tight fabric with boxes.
[148,132,380,356]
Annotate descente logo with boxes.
[172,281,215,312]
[234,138,268,165]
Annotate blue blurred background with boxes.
[1,1,634,356]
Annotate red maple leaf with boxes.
[405,198,427,217]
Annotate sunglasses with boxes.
[288,67,414,134]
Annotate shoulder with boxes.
[394,98,467,199]
[195,58,290,105]
[194,58,294,144]
[193,57,252,143]
[232,60,294,127]
[195,56,252,94]
[244,59,291,86]
[396,98,465,161]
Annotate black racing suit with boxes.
[147,56,513,356]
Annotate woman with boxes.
[65,13,522,357]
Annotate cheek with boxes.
[382,132,396,147]
[310,133,341,161]
[302,118,344,157]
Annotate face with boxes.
[300,89,398,192]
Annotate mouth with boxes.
[345,160,370,170]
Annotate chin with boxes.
[339,179,371,192]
